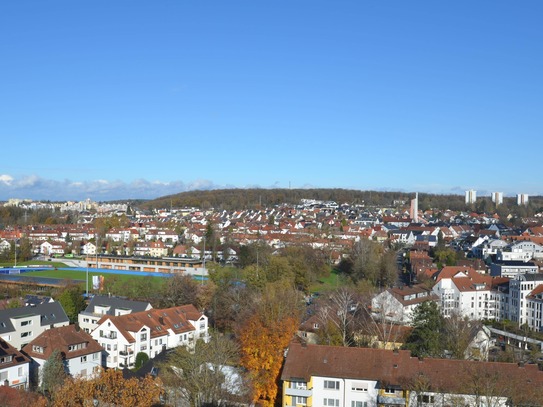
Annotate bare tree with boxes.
[315,288,359,347]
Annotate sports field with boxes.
[23,268,165,283]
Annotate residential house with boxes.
[82,241,97,256]
[371,284,438,325]
[39,240,66,256]
[0,339,30,390]
[149,241,168,257]
[0,240,11,253]
[0,302,69,350]
[22,325,103,383]
[78,295,153,334]
[144,229,179,245]
[281,342,543,407]
[91,304,208,369]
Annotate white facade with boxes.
[306,376,379,407]
[507,275,543,326]
[31,349,102,383]
[91,305,209,370]
[465,190,477,204]
[0,303,70,350]
[0,340,30,390]
[517,193,529,205]
[491,192,503,205]
[432,270,501,320]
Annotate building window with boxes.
[20,331,32,338]
[324,380,340,390]
[290,381,307,390]
[351,402,367,407]
[323,398,339,407]
[292,396,307,405]
[384,387,396,394]
[20,320,32,326]
[417,395,435,404]
[93,352,99,360]
[18,367,23,376]
[81,356,87,362]
[140,333,147,341]
[351,381,368,392]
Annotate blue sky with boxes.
[1,1,542,201]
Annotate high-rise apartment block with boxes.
[465,190,477,204]
[410,192,418,223]
[491,192,503,205]
[517,193,529,206]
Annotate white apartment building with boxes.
[465,190,477,204]
[491,192,503,205]
[490,260,538,278]
[517,193,529,206]
[78,295,152,334]
[91,304,208,369]
[281,342,543,407]
[432,267,505,320]
[507,274,543,326]
[0,302,69,350]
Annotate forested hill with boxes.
[140,188,470,211]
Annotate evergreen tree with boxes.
[404,301,444,357]
[41,349,67,397]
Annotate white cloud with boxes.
[0,175,13,185]
[0,174,224,201]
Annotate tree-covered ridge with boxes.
[140,187,543,214]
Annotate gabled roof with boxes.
[22,325,102,360]
[0,302,69,335]
[96,304,203,344]
[434,266,475,282]
[281,342,543,399]
[81,295,152,316]
[0,338,29,368]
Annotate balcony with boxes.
[377,395,407,406]
[285,388,312,398]
[119,350,134,356]
[99,333,117,340]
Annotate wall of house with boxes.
[0,362,29,390]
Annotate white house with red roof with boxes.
[22,325,103,383]
[0,339,30,390]
[91,304,208,369]
[432,266,508,320]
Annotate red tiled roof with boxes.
[281,342,543,398]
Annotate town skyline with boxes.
[2,1,542,201]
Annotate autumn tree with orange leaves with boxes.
[238,282,303,407]
[52,368,163,407]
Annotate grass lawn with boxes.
[0,260,69,268]
[23,269,164,284]
[309,268,348,293]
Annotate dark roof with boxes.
[82,295,152,316]
[24,295,52,306]
[0,302,69,335]
[492,260,537,267]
